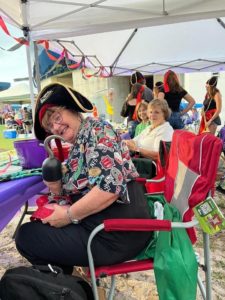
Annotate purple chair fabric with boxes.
[120,132,131,140]
[0,176,45,232]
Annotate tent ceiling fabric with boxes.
[46,18,225,74]
[1,0,225,39]
[1,1,225,74]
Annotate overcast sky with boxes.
[0,23,28,84]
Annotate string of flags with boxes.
[0,16,111,79]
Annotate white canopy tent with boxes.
[44,18,225,76]
[1,0,225,40]
[0,83,36,103]
[1,0,225,112]
[1,1,225,74]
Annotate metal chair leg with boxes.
[203,232,212,300]
[197,273,206,300]
[108,275,116,300]
[12,200,33,239]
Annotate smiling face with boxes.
[147,104,165,127]
[42,107,81,144]
[137,103,148,122]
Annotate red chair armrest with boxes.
[104,219,171,231]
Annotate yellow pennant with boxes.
[103,95,114,115]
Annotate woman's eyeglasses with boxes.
[46,112,63,133]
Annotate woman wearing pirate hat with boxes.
[198,76,222,134]
[15,83,152,273]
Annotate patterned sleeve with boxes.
[85,121,131,197]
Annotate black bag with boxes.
[0,265,94,300]
[120,101,128,117]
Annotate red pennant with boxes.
[0,16,28,45]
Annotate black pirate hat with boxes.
[34,83,93,141]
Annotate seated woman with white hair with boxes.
[126,99,174,161]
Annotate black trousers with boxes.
[16,181,152,269]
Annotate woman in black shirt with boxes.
[199,76,222,134]
[158,70,195,129]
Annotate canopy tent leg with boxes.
[33,41,41,93]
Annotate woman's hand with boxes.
[205,120,212,129]
[125,140,137,152]
[42,204,71,228]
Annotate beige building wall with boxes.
[42,69,130,123]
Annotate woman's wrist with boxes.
[66,206,80,224]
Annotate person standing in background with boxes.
[130,71,153,103]
[121,83,147,138]
[22,107,32,134]
[153,81,164,99]
[198,76,222,134]
[158,70,195,129]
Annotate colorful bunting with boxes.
[0,16,28,46]
[0,16,111,79]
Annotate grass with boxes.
[0,125,18,152]
[0,125,31,152]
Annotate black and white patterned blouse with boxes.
[63,117,138,203]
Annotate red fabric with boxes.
[39,104,56,124]
[52,144,71,160]
[31,194,71,221]
[92,105,99,118]
[0,16,28,45]
[198,108,216,134]
[81,67,101,78]
[88,259,154,278]
[104,219,171,232]
[145,162,165,194]
[164,130,222,243]
[67,60,82,69]
[132,85,145,120]
[30,206,54,221]
[55,139,64,162]
[145,154,167,194]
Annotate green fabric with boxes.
[136,194,165,259]
[134,122,150,137]
[137,194,198,300]
[0,168,42,182]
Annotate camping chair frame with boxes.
[87,130,222,300]
[87,219,212,300]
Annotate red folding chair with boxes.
[87,130,222,300]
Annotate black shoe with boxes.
[216,185,225,195]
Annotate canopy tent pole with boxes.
[21,0,36,123]
[33,41,41,93]
[111,28,138,73]
[25,37,35,122]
